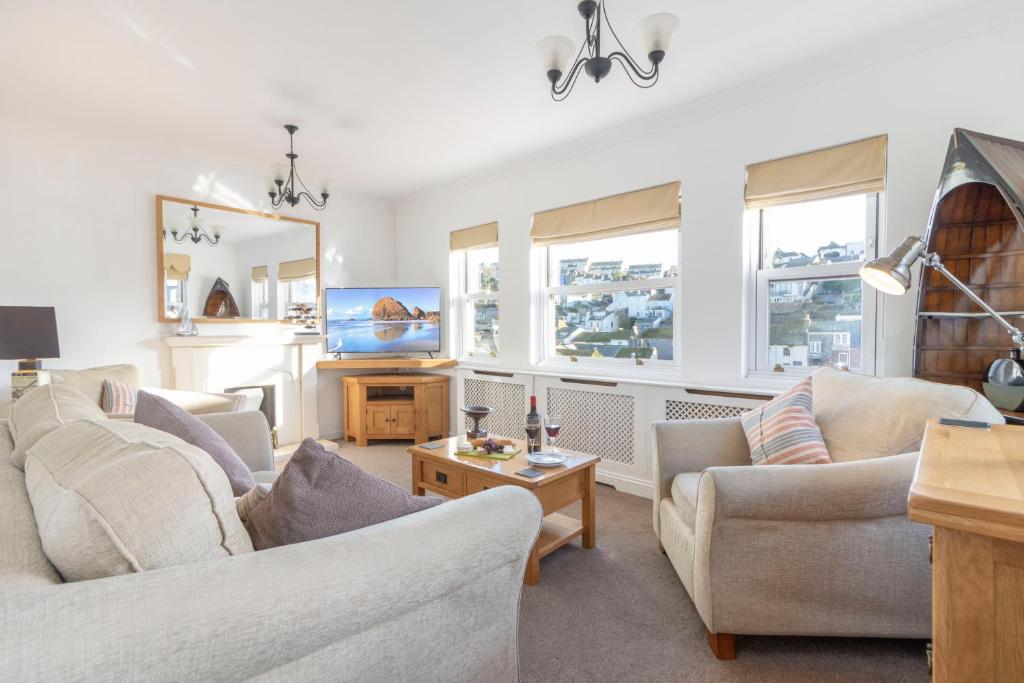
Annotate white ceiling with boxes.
[0,0,985,198]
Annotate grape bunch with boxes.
[480,438,501,454]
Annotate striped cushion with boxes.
[740,377,832,466]
[101,378,137,416]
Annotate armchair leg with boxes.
[706,629,735,660]
[658,540,666,555]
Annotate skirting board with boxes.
[597,470,653,500]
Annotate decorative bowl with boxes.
[460,404,493,439]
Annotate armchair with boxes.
[653,368,1003,659]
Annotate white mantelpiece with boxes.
[163,334,324,444]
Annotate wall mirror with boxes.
[156,195,319,325]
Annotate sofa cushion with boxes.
[236,482,271,522]
[8,383,107,470]
[24,419,253,582]
[101,378,137,416]
[670,472,701,528]
[0,422,61,588]
[134,390,256,496]
[740,377,832,466]
[244,439,441,550]
[812,368,1004,462]
[49,364,140,406]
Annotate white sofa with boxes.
[0,392,542,681]
[652,368,1003,658]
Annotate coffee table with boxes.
[407,435,600,585]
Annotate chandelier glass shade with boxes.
[268,124,329,211]
[537,0,679,101]
[164,205,221,246]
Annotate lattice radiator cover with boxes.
[546,386,635,465]
[463,377,527,439]
[665,400,746,421]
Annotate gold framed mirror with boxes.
[156,195,320,324]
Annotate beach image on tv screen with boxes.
[326,287,441,353]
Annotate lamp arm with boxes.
[925,252,1024,349]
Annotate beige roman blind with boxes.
[251,265,268,282]
[745,135,887,209]
[450,222,498,251]
[531,181,681,246]
[277,257,316,283]
[164,253,191,281]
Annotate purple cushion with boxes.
[244,438,440,550]
[134,391,256,496]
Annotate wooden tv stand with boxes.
[342,374,449,447]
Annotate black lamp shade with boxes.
[0,307,60,361]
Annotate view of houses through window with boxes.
[547,230,678,361]
[464,246,499,356]
[755,194,876,372]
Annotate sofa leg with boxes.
[706,629,735,660]
[658,541,666,555]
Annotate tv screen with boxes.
[325,287,441,354]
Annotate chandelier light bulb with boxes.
[636,13,679,60]
[537,36,576,80]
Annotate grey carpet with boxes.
[311,439,929,683]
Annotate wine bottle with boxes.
[525,395,542,453]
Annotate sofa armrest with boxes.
[0,486,543,682]
[702,451,919,522]
[141,386,246,415]
[197,411,275,474]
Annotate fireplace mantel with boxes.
[162,334,323,444]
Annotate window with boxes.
[165,280,185,318]
[251,279,269,319]
[451,222,500,359]
[751,193,879,374]
[279,277,317,320]
[543,229,678,362]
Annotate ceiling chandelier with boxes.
[164,205,221,246]
[268,124,329,211]
[537,0,679,101]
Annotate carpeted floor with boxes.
[310,439,929,683]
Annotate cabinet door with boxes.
[424,383,447,436]
[391,404,416,435]
[366,404,391,434]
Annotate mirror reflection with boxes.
[159,198,318,323]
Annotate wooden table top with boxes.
[407,435,600,489]
[909,418,1024,543]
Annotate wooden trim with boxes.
[317,358,457,370]
[685,387,774,401]
[156,194,320,324]
[706,630,736,660]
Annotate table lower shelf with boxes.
[537,512,584,559]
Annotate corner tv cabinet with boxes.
[342,374,449,447]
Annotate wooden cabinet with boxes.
[342,374,449,447]
[909,419,1024,682]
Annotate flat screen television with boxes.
[325,287,441,354]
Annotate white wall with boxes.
[393,15,1024,391]
[0,122,396,430]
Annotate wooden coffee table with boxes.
[407,436,600,585]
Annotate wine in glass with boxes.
[544,415,561,450]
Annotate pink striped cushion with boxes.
[740,377,831,466]
[101,378,137,416]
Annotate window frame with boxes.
[536,228,682,369]
[251,278,269,320]
[746,193,882,378]
[452,245,500,361]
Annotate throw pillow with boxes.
[134,390,256,496]
[740,377,832,466]
[24,419,253,582]
[8,383,107,470]
[244,438,441,550]
[236,482,271,522]
[101,378,137,416]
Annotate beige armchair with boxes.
[653,368,1003,659]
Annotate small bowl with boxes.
[460,404,494,439]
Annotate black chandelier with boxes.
[164,205,221,246]
[268,124,329,211]
[538,0,679,101]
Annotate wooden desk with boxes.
[909,419,1024,682]
[407,436,600,585]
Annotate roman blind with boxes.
[277,257,316,283]
[251,265,268,282]
[164,253,191,281]
[745,135,887,209]
[531,181,681,246]
[450,222,498,250]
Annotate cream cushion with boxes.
[24,419,253,582]
[8,383,107,470]
[49,364,141,406]
[811,368,1004,462]
[670,472,701,528]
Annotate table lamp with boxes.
[860,237,1024,408]
[0,306,61,371]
